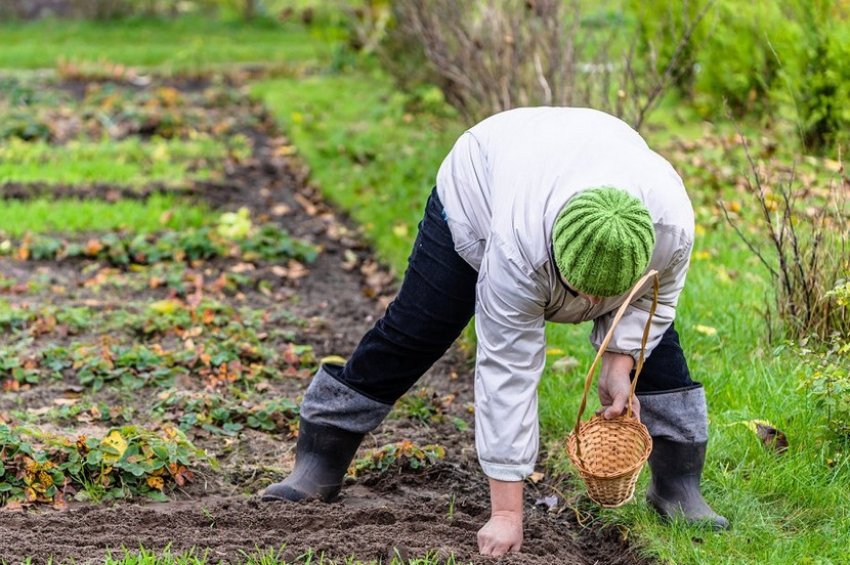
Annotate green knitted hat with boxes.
[552,187,655,297]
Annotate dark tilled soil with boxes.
[0,78,653,565]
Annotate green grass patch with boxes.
[0,195,208,236]
[0,16,332,71]
[0,136,245,187]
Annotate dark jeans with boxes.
[339,188,697,404]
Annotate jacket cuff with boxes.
[479,459,535,482]
[597,346,642,364]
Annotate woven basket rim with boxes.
[566,416,652,479]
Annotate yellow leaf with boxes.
[147,476,165,490]
[101,430,128,464]
[320,355,347,366]
[149,299,182,315]
[546,348,565,356]
[392,223,409,238]
[694,324,718,337]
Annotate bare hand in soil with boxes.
[477,512,524,556]
[598,352,640,420]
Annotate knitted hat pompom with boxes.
[552,187,655,297]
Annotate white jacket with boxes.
[436,107,695,481]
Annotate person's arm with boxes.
[592,226,693,418]
[473,236,547,556]
[478,479,524,555]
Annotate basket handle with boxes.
[572,270,660,439]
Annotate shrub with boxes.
[781,1,850,152]
[690,0,797,118]
[389,0,708,129]
[722,142,849,341]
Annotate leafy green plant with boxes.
[348,440,445,477]
[392,387,455,425]
[0,424,204,507]
[152,390,299,436]
[796,326,850,440]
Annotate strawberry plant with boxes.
[0,424,204,507]
[6,223,318,267]
[348,440,446,478]
[152,390,299,436]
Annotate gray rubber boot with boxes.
[262,418,363,502]
[261,363,392,502]
[638,386,729,530]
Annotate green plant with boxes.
[7,222,317,267]
[0,424,203,507]
[392,387,454,425]
[691,0,797,118]
[348,440,445,477]
[782,1,850,151]
[152,390,299,436]
[799,334,850,438]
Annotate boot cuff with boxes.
[300,363,393,434]
[637,385,708,442]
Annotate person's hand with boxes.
[480,478,524,556]
[598,352,640,420]
[477,511,523,556]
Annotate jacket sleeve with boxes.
[474,235,547,481]
[590,227,693,361]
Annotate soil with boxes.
[0,78,653,565]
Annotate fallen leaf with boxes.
[528,471,545,484]
[534,495,559,511]
[551,356,580,373]
[743,419,789,454]
[392,223,409,238]
[694,324,718,336]
[149,299,183,315]
[320,355,347,366]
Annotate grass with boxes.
[0,136,244,187]
[0,195,209,236]
[0,16,333,71]
[256,63,850,564]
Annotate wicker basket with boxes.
[567,271,659,508]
